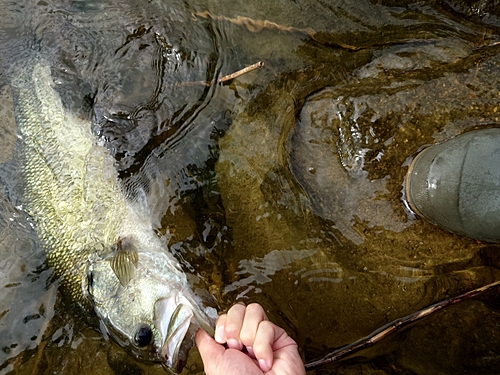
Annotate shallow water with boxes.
[1,0,500,374]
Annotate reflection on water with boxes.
[225,248,318,296]
[1,0,500,374]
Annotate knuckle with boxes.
[246,303,266,319]
[224,321,240,337]
[246,303,263,313]
[239,328,254,344]
[215,313,227,326]
[228,302,246,315]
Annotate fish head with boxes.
[86,249,216,372]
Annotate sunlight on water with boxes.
[224,248,318,295]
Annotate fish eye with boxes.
[135,324,153,347]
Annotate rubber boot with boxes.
[405,128,500,243]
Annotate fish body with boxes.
[9,58,215,371]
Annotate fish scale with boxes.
[8,57,216,371]
[11,60,127,304]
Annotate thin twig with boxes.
[304,279,500,371]
[176,61,264,87]
[193,11,363,50]
[194,11,316,38]
[218,61,264,83]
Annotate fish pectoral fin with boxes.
[109,237,139,287]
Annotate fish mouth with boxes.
[154,296,212,372]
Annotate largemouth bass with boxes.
[8,57,216,372]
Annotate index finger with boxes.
[224,303,246,349]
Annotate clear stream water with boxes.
[1,0,500,374]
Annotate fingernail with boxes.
[258,359,271,372]
[247,346,255,358]
[227,338,241,350]
[214,325,225,343]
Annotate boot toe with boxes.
[405,128,500,242]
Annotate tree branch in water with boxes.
[304,279,500,371]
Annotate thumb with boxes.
[195,328,225,363]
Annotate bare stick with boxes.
[193,11,363,50]
[194,11,316,37]
[218,61,264,83]
[176,61,264,87]
[304,279,500,371]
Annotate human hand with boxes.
[195,303,305,375]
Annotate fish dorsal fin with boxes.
[110,237,139,287]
